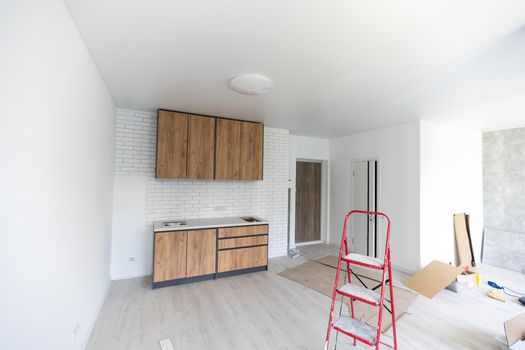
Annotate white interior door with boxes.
[352,160,378,257]
[352,161,369,255]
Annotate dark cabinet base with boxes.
[152,266,267,290]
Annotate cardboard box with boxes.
[505,312,525,349]
[405,260,464,299]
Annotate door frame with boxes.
[350,158,382,257]
[290,158,329,247]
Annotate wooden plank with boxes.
[215,118,241,180]
[239,122,263,180]
[218,246,268,272]
[453,213,475,268]
[156,111,188,179]
[153,231,187,282]
[187,115,215,179]
[186,229,216,277]
[295,161,321,242]
[218,225,268,238]
[218,235,268,249]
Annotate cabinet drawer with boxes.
[218,235,268,249]
[218,225,268,238]
[218,246,268,272]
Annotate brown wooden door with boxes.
[186,229,216,277]
[215,119,241,180]
[187,115,215,179]
[156,111,188,179]
[240,122,263,180]
[295,161,321,243]
[153,231,187,282]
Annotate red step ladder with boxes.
[324,210,398,350]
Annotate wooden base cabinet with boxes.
[153,231,187,283]
[187,229,216,277]
[218,246,268,273]
[153,224,268,289]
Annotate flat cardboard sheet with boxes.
[454,213,475,268]
[278,255,418,332]
[505,312,525,348]
[404,260,464,299]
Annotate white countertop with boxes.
[153,216,269,232]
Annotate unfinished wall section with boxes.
[329,121,421,273]
[419,120,483,268]
[111,109,289,279]
[483,127,525,273]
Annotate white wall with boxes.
[420,120,483,267]
[289,135,330,247]
[111,109,290,279]
[329,122,421,273]
[0,1,115,349]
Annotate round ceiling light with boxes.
[228,74,274,95]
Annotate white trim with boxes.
[81,278,111,350]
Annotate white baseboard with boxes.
[81,279,111,350]
[295,240,324,246]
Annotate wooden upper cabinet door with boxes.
[186,229,216,277]
[187,116,215,179]
[156,111,188,179]
[215,119,241,180]
[240,122,263,180]
[153,231,187,282]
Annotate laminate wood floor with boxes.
[86,244,525,350]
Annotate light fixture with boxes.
[228,74,274,95]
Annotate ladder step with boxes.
[342,253,384,269]
[337,283,381,306]
[333,316,378,346]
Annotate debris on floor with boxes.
[504,312,525,349]
[454,213,476,270]
[404,260,464,298]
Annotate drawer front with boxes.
[218,246,268,272]
[218,235,268,249]
[218,224,268,238]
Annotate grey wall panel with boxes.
[483,127,525,272]
[483,228,525,273]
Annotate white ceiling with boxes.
[64,0,525,137]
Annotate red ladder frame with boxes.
[324,210,398,350]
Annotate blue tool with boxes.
[488,281,504,290]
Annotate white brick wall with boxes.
[114,108,289,258]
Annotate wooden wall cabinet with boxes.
[156,111,188,179]
[187,115,215,180]
[156,110,263,181]
[215,118,263,180]
[153,224,268,288]
[156,111,215,180]
[215,119,241,180]
[240,122,263,180]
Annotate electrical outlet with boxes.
[129,257,136,262]
[72,322,80,341]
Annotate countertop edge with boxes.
[153,218,269,233]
